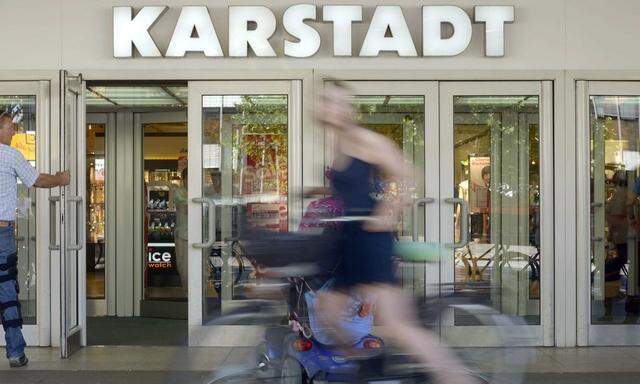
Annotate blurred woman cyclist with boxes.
[316,82,477,384]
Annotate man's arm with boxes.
[11,149,70,189]
[34,171,70,188]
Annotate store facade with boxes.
[2,0,640,355]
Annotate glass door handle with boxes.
[49,196,60,251]
[445,197,469,249]
[67,196,84,251]
[412,198,435,241]
[192,197,216,249]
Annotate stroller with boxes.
[239,197,384,383]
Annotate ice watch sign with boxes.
[147,244,175,269]
[113,4,514,58]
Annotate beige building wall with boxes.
[0,0,634,71]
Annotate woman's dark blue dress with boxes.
[331,156,395,289]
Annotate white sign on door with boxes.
[203,144,221,169]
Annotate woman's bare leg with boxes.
[317,290,351,344]
[366,284,479,384]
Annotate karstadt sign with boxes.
[114,5,514,58]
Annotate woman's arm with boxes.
[360,132,414,232]
[368,137,410,181]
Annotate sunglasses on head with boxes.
[0,104,23,125]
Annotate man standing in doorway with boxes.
[0,110,69,367]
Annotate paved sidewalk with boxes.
[1,371,640,384]
[0,346,639,383]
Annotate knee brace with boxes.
[0,300,22,329]
[0,253,23,329]
[0,252,18,283]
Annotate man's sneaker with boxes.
[8,354,28,368]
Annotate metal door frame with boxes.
[59,71,87,357]
[439,81,554,346]
[187,80,302,346]
[577,81,640,345]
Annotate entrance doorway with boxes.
[84,83,189,346]
[186,81,302,345]
[62,77,552,352]
[68,79,304,350]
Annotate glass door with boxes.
[325,81,439,298]
[59,71,87,357]
[320,81,551,346]
[578,81,640,345]
[187,81,301,345]
[0,81,50,347]
[439,81,553,346]
[140,111,188,318]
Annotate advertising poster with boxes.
[11,133,36,161]
[469,156,491,214]
[95,159,105,182]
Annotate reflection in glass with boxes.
[86,123,106,300]
[349,95,425,296]
[3,95,37,324]
[453,96,541,325]
[590,96,640,324]
[201,95,289,323]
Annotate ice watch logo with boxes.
[113,5,514,58]
[148,251,173,269]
